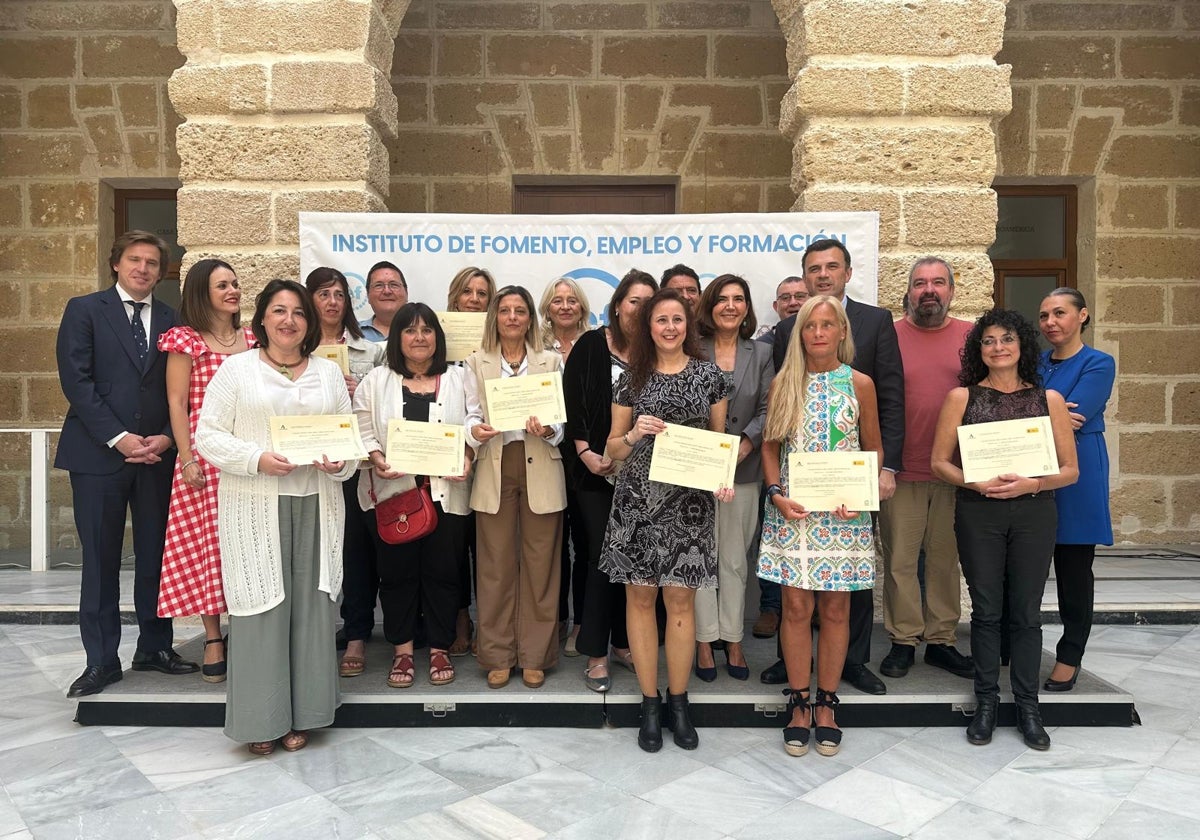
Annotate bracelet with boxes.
[622,432,634,447]
[1032,477,1042,496]
[181,459,199,471]
[578,446,592,457]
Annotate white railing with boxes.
[0,428,53,572]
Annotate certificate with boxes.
[648,423,739,492]
[437,311,487,362]
[485,371,567,432]
[787,450,879,512]
[313,343,349,375]
[385,419,465,477]
[268,414,367,463]
[957,416,1059,484]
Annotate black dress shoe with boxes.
[638,692,663,753]
[924,643,975,679]
[842,664,887,695]
[67,664,122,698]
[1043,665,1079,692]
[760,658,788,685]
[131,649,200,675]
[1018,705,1051,750]
[880,644,915,678]
[967,696,998,745]
[666,691,699,750]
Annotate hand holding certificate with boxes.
[313,344,349,375]
[438,312,487,362]
[485,371,567,432]
[648,423,739,492]
[957,416,1059,484]
[385,420,466,478]
[268,414,367,464]
[786,450,879,512]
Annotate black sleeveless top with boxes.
[958,385,1052,501]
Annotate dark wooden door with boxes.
[513,183,676,214]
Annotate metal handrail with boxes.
[0,428,54,571]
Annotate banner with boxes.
[299,212,879,326]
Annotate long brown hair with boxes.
[178,258,239,332]
[608,269,658,354]
[626,289,702,397]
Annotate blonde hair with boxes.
[447,266,496,312]
[481,285,540,353]
[538,277,591,349]
[764,295,856,442]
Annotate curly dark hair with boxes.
[959,308,1042,388]
[626,288,702,397]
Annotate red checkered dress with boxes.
[156,326,257,617]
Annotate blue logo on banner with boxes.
[563,267,621,326]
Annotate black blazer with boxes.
[772,297,905,472]
[563,326,621,493]
[54,285,176,475]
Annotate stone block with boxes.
[273,189,386,244]
[1177,186,1200,230]
[623,84,663,131]
[680,183,761,214]
[27,85,75,129]
[805,0,1006,57]
[656,2,750,28]
[1111,477,1166,532]
[75,84,113,110]
[1111,328,1200,375]
[1172,479,1200,531]
[433,82,521,126]
[907,64,1011,117]
[81,35,183,79]
[184,249,299,302]
[272,61,382,114]
[599,35,707,78]
[488,34,594,77]
[999,36,1116,80]
[1034,134,1067,176]
[802,187,901,248]
[1172,284,1200,325]
[0,280,22,321]
[1066,115,1113,175]
[794,66,904,117]
[437,2,540,29]
[548,3,648,29]
[1024,3,1175,30]
[432,181,511,214]
[390,129,505,176]
[393,81,428,124]
[577,84,618,171]
[1099,236,1196,281]
[388,0,423,28]
[1172,382,1200,426]
[73,234,97,278]
[385,180,429,213]
[177,187,272,247]
[29,279,96,321]
[659,114,700,151]
[0,87,19,129]
[1035,84,1075,131]
[437,34,483,77]
[393,32,433,77]
[1101,283,1165,325]
[621,136,649,171]
[174,0,215,57]
[542,134,575,172]
[126,130,161,170]
[688,131,793,178]
[767,182,798,212]
[654,149,685,171]
[167,63,267,115]
[1110,185,1168,230]
[903,188,998,249]
[530,83,570,128]
[668,83,763,126]
[1121,431,1200,477]
[0,186,21,228]
[83,113,122,159]
[1182,86,1200,127]
[996,86,1032,175]
[0,134,87,178]
[765,81,789,127]
[29,183,97,228]
[1113,380,1165,424]
[23,1,170,30]
[117,83,159,128]
[0,36,76,78]
[28,378,68,423]
[798,123,997,187]
[218,0,372,53]
[365,4,400,77]
[1079,85,1173,128]
[1120,37,1200,80]
[713,36,787,80]
[495,113,536,171]
[0,327,58,373]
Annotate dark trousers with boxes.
[458,513,477,610]
[339,480,379,641]
[558,490,589,625]
[71,461,174,667]
[372,504,464,650]
[956,493,1056,705]
[574,485,629,657]
[1052,543,1096,667]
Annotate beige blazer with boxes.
[465,347,567,515]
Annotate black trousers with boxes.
[71,461,174,666]
[339,480,379,641]
[558,490,589,625]
[457,512,477,611]
[372,504,464,650]
[574,485,629,657]
[1052,543,1096,668]
[956,493,1056,706]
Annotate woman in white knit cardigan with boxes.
[196,278,356,756]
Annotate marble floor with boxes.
[1,620,1199,839]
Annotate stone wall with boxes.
[997,0,1200,543]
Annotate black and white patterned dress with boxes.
[599,357,730,588]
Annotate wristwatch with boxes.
[765,484,784,500]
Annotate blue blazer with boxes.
[54,285,176,475]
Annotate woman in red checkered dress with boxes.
[157,259,255,683]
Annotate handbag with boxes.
[371,474,437,544]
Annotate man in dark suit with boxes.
[761,238,905,696]
[56,230,198,697]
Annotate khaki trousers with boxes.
[695,482,760,643]
[879,480,963,646]
[475,442,563,671]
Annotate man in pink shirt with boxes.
[879,257,975,680]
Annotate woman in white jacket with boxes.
[353,303,473,688]
[196,279,356,756]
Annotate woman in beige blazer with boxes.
[465,285,567,690]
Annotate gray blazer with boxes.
[701,336,774,485]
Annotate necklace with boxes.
[502,350,526,372]
[207,329,238,349]
[262,349,302,380]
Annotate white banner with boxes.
[299,211,879,327]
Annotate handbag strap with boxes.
[368,461,430,503]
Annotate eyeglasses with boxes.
[776,293,808,303]
[370,283,405,292]
[980,334,1018,347]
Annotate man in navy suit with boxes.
[761,239,905,696]
[56,230,198,697]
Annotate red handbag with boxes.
[371,475,437,544]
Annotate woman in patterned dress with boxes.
[600,288,734,754]
[157,259,255,682]
[757,295,882,757]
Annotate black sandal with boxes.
[813,687,842,756]
[201,638,227,684]
[782,688,811,757]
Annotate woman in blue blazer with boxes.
[1038,288,1115,692]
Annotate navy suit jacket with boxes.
[771,297,905,472]
[54,285,176,475]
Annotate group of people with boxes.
[56,230,1113,759]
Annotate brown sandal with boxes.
[339,653,365,678]
[248,740,276,756]
[429,649,456,686]
[387,653,415,688]
[449,617,473,657]
[280,730,308,752]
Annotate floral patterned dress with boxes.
[156,325,256,617]
[757,363,876,591]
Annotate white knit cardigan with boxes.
[195,350,356,616]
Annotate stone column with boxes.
[773,0,1012,311]
[168,0,409,292]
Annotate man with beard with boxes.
[877,257,974,679]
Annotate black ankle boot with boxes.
[638,692,663,753]
[666,691,699,750]
[1018,704,1051,751]
[967,696,998,745]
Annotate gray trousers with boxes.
[224,495,340,743]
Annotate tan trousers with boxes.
[475,442,563,671]
[879,479,963,646]
[695,482,759,643]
